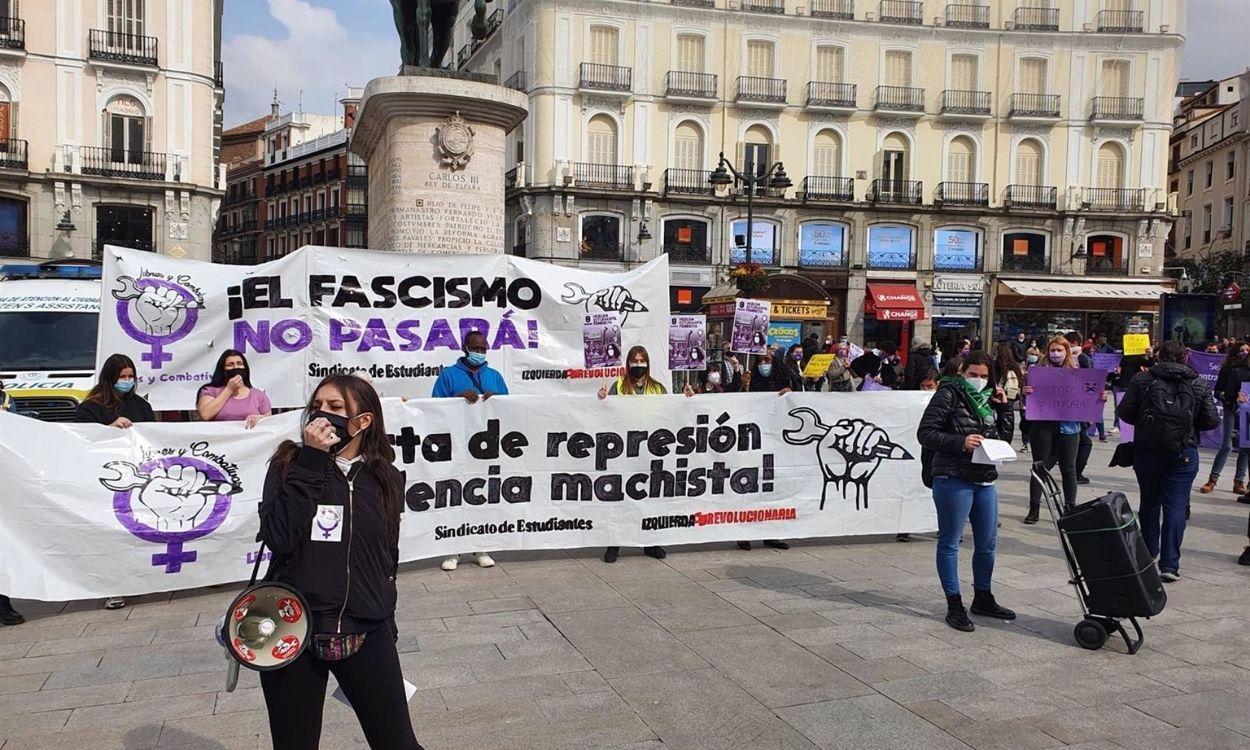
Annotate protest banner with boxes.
[1090,352,1122,373]
[1025,367,1108,422]
[668,315,707,371]
[96,246,671,410]
[730,299,769,355]
[1187,349,1223,390]
[0,393,934,601]
[582,312,623,369]
[1123,334,1150,356]
[802,354,835,379]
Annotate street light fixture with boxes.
[708,151,791,267]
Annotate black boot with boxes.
[643,546,667,560]
[1023,507,1039,524]
[602,546,619,564]
[737,541,752,551]
[970,589,1017,620]
[762,540,790,550]
[0,595,24,626]
[944,594,975,632]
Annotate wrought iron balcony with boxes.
[868,179,922,205]
[0,138,27,170]
[347,165,368,188]
[1091,96,1144,121]
[1085,256,1129,276]
[665,243,711,264]
[810,0,854,19]
[879,0,922,24]
[874,85,924,112]
[665,71,717,100]
[664,169,714,196]
[736,76,787,104]
[1097,9,1144,32]
[344,203,368,221]
[945,3,989,28]
[1086,187,1144,212]
[1009,93,1061,118]
[457,43,474,69]
[579,62,632,93]
[1001,252,1049,273]
[581,241,623,262]
[0,17,24,50]
[505,167,518,189]
[81,147,167,181]
[940,89,991,116]
[672,0,715,6]
[1013,6,1058,30]
[802,176,855,202]
[742,0,784,13]
[798,250,848,269]
[573,162,635,190]
[806,82,856,109]
[1005,184,1057,209]
[505,70,528,92]
[486,8,503,35]
[88,29,158,66]
[936,181,989,207]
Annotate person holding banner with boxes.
[196,350,272,428]
[599,345,669,564]
[75,353,156,610]
[1021,337,1093,523]
[917,351,1015,632]
[747,351,797,394]
[257,374,423,750]
[432,330,506,571]
[1201,341,1250,495]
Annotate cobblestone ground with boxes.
[2,437,1249,749]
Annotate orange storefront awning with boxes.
[866,284,925,321]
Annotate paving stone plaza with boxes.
[1,438,1247,749]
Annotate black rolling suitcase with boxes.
[1033,463,1166,653]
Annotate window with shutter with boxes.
[1020,58,1047,94]
[947,137,974,182]
[1104,0,1133,11]
[587,115,617,164]
[815,46,844,83]
[676,35,704,74]
[673,122,703,170]
[108,0,145,36]
[812,130,842,176]
[590,26,619,66]
[951,55,978,91]
[1015,139,1043,185]
[747,41,774,78]
[1096,143,1124,188]
[885,51,912,87]
[881,132,908,183]
[1100,60,1129,97]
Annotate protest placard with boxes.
[730,299,769,355]
[668,315,708,371]
[1025,367,1108,422]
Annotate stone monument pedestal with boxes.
[350,72,528,254]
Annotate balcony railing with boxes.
[802,176,855,202]
[581,242,623,262]
[666,71,717,99]
[936,181,989,207]
[505,167,518,189]
[88,29,158,66]
[664,168,714,196]
[1091,96,1144,121]
[345,203,368,220]
[0,17,25,50]
[1097,9,1144,32]
[0,138,27,170]
[869,179,922,205]
[742,0,784,13]
[666,244,711,264]
[736,76,787,104]
[1086,187,1143,212]
[879,0,923,24]
[1005,184,1057,209]
[811,0,854,19]
[573,162,635,190]
[1001,253,1049,273]
[806,82,857,109]
[1009,93,1061,118]
[945,3,989,28]
[1085,256,1129,276]
[1013,6,1058,30]
[579,62,632,93]
[940,90,991,115]
[486,8,503,35]
[81,147,167,181]
[672,0,715,6]
[347,165,368,188]
[505,70,528,92]
[457,43,474,69]
[799,250,848,269]
[875,85,924,112]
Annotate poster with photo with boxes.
[731,299,770,355]
[669,314,708,371]
[582,312,623,369]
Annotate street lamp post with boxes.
[708,151,792,267]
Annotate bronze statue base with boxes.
[398,65,496,85]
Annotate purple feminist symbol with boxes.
[113,276,200,369]
[103,456,235,573]
[316,509,341,539]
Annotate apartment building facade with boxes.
[0,0,224,262]
[460,0,1184,351]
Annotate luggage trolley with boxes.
[1031,462,1167,654]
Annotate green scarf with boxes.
[942,375,993,421]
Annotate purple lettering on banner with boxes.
[329,318,362,350]
[424,319,460,350]
[234,320,270,353]
[459,317,490,342]
[396,320,423,351]
[1186,349,1223,389]
[1025,367,1108,422]
[1091,352,1122,373]
[272,319,312,353]
[361,318,396,352]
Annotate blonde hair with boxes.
[1044,335,1075,368]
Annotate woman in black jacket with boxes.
[1200,340,1250,494]
[258,374,423,750]
[917,351,1015,632]
[747,351,800,393]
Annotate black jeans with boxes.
[1075,428,1093,476]
[1030,426,1080,512]
[260,629,422,750]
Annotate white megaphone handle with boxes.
[225,658,239,693]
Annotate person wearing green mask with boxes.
[75,353,156,610]
[917,350,1015,632]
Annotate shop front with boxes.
[703,275,835,357]
[991,278,1172,350]
[931,274,988,355]
[863,283,926,358]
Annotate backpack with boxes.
[1133,376,1196,453]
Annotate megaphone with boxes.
[216,582,310,691]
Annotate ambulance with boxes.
[0,259,103,421]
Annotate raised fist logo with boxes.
[101,460,233,532]
[113,275,199,337]
[562,283,649,323]
[784,408,913,511]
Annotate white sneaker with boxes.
[474,552,496,568]
[1159,570,1180,583]
[440,556,459,571]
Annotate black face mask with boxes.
[225,368,247,381]
[310,410,355,455]
[628,365,648,381]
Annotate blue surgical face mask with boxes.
[114,379,135,394]
[466,351,487,367]
[1027,354,1039,364]
[759,363,773,376]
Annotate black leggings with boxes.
[260,629,422,750]
[1030,427,1079,512]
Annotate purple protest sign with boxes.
[730,299,769,355]
[860,378,891,392]
[582,312,623,369]
[668,314,708,371]
[1090,352,1122,373]
[1025,367,1108,422]
[1186,349,1223,390]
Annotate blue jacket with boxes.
[431,358,510,398]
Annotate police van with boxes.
[0,259,102,421]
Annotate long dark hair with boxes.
[1221,340,1249,369]
[204,349,253,392]
[269,374,402,546]
[618,345,664,395]
[995,343,1021,382]
[85,353,139,408]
